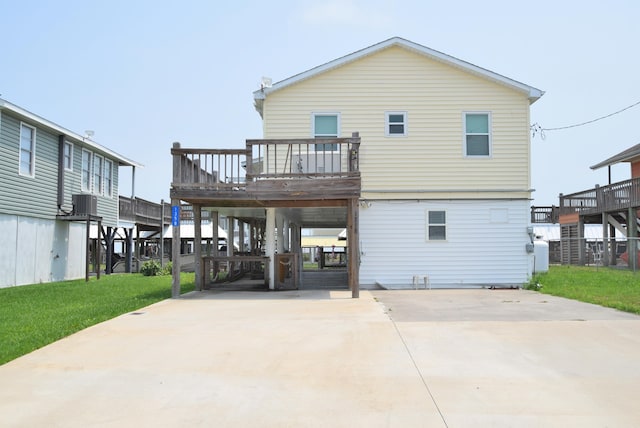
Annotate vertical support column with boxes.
[347,198,360,298]
[160,200,165,267]
[628,207,638,271]
[85,217,91,282]
[610,223,617,266]
[239,220,245,253]
[194,204,202,291]
[171,199,181,298]
[291,223,303,287]
[265,208,276,290]
[283,218,290,253]
[578,217,585,266]
[227,216,234,256]
[276,214,285,254]
[212,211,219,255]
[125,227,133,273]
[602,213,609,266]
[96,219,101,279]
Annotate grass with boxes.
[530,265,640,314]
[0,273,194,365]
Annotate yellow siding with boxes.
[262,46,532,199]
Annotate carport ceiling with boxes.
[204,206,347,228]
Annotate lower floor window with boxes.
[427,210,446,241]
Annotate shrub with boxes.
[161,261,173,276]
[140,260,161,276]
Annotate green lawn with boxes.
[531,265,640,314]
[0,273,194,365]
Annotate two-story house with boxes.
[170,37,543,295]
[0,98,140,287]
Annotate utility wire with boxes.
[531,99,640,139]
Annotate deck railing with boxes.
[171,134,361,192]
[119,196,171,225]
[559,177,640,216]
[530,206,559,223]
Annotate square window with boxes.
[386,111,407,136]
[464,113,491,157]
[313,113,339,151]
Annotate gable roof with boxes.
[253,36,544,117]
[0,98,142,168]
[590,143,640,170]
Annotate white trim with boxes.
[463,111,492,158]
[81,149,92,192]
[18,122,36,178]
[0,97,142,168]
[311,111,341,137]
[93,153,104,195]
[426,209,447,242]
[385,111,408,137]
[104,158,114,198]
[253,37,544,116]
[63,140,74,171]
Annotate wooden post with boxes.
[265,208,276,290]
[347,198,360,298]
[171,198,181,298]
[227,216,234,256]
[85,217,91,282]
[628,207,638,271]
[96,219,101,279]
[212,211,219,254]
[578,216,585,266]
[125,227,133,273]
[194,204,202,291]
[602,213,609,266]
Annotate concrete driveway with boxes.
[1,289,639,427]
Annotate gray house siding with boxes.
[0,112,59,219]
[0,111,120,226]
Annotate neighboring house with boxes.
[535,143,640,267]
[170,37,544,294]
[0,98,140,287]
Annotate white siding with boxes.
[0,214,86,287]
[359,200,533,288]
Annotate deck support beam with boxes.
[602,213,609,266]
[628,207,638,271]
[194,204,202,291]
[265,208,276,289]
[347,198,359,298]
[171,198,181,298]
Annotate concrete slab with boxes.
[1,289,639,427]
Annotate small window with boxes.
[386,111,407,136]
[427,210,446,241]
[63,141,73,171]
[19,123,36,177]
[104,159,113,197]
[312,113,339,151]
[93,154,103,195]
[81,150,92,192]
[464,112,491,157]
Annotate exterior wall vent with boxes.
[72,194,97,216]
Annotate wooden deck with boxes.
[559,177,640,222]
[170,135,361,205]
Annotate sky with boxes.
[1,0,639,207]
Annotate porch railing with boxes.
[171,134,361,192]
[119,196,171,225]
[559,177,640,216]
[530,206,559,223]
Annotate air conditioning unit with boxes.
[72,194,97,216]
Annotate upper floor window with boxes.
[464,112,491,157]
[104,159,113,197]
[386,111,407,136]
[19,123,36,177]
[81,150,92,191]
[93,154,104,195]
[427,210,447,241]
[312,113,339,151]
[63,141,73,171]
